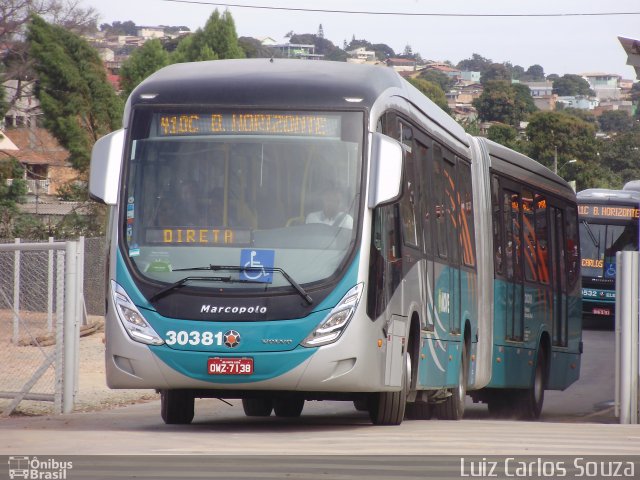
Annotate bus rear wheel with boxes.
[242,398,273,417]
[369,352,409,425]
[273,398,304,417]
[514,347,546,420]
[435,341,467,420]
[160,389,194,424]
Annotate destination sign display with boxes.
[578,204,639,220]
[156,112,342,138]
[145,228,251,246]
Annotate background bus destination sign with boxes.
[578,204,640,219]
[156,112,342,138]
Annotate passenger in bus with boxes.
[305,186,353,229]
[161,180,202,226]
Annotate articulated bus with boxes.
[89,59,582,425]
[577,183,640,324]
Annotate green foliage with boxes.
[12,214,51,240]
[525,64,545,81]
[100,20,137,35]
[418,69,454,92]
[346,38,394,61]
[0,80,7,120]
[171,10,244,63]
[597,128,640,184]
[598,110,635,133]
[54,204,106,238]
[480,63,511,84]
[474,80,536,126]
[560,107,597,125]
[238,37,280,58]
[458,118,481,136]
[119,39,170,99]
[630,82,640,103]
[407,78,450,113]
[0,158,27,237]
[289,33,344,59]
[56,180,88,201]
[27,15,123,172]
[525,111,598,171]
[552,74,595,97]
[456,53,492,73]
[487,123,517,147]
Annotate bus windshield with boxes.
[579,220,638,278]
[123,110,363,290]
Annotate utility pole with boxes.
[554,145,558,174]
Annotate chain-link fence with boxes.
[0,239,83,416]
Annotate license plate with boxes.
[207,357,253,375]
[592,307,611,316]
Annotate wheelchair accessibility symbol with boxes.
[240,249,275,283]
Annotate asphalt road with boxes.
[1,328,638,462]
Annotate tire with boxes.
[514,347,546,420]
[368,351,409,425]
[242,398,273,417]
[273,398,304,417]
[435,341,468,420]
[160,389,194,424]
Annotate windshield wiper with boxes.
[582,220,600,249]
[149,275,263,303]
[173,264,313,305]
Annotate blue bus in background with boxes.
[89,59,582,425]
[577,183,640,325]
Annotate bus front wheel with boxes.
[160,389,194,424]
[242,398,273,416]
[369,352,409,425]
[514,347,546,420]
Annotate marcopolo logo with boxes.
[8,456,73,479]
[200,304,267,315]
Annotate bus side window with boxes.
[443,155,458,264]
[416,139,432,255]
[458,160,475,267]
[522,189,538,283]
[534,194,549,284]
[433,144,447,259]
[399,123,419,248]
[565,206,580,290]
[492,175,503,274]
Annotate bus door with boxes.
[502,187,524,341]
[550,206,568,346]
[443,153,461,335]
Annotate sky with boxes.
[82,0,639,79]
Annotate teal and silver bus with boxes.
[577,183,640,325]
[89,59,582,425]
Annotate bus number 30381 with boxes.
[165,330,225,346]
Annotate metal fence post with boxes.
[13,238,20,344]
[63,241,78,414]
[48,236,54,332]
[54,248,65,414]
[617,251,639,424]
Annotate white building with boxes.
[347,47,376,63]
[581,72,621,101]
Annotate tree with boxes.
[597,128,640,184]
[119,39,170,99]
[480,63,511,85]
[525,64,545,80]
[504,62,525,80]
[100,20,137,36]
[456,53,492,73]
[487,123,519,149]
[238,37,281,59]
[473,80,535,126]
[27,15,123,172]
[1,0,99,119]
[317,24,324,39]
[407,78,449,113]
[525,111,598,172]
[172,10,244,63]
[418,69,454,92]
[552,74,595,96]
[560,107,597,125]
[598,110,635,133]
[0,157,27,237]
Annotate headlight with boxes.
[111,280,164,345]
[301,283,363,347]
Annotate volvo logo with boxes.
[261,339,293,345]
[223,330,241,348]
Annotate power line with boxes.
[161,0,640,18]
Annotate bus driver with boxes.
[305,186,353,229]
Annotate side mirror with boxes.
[89,129,125,205]
[368,132,403,208]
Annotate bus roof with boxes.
[128,58,404,113]
[577,187,640,206]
